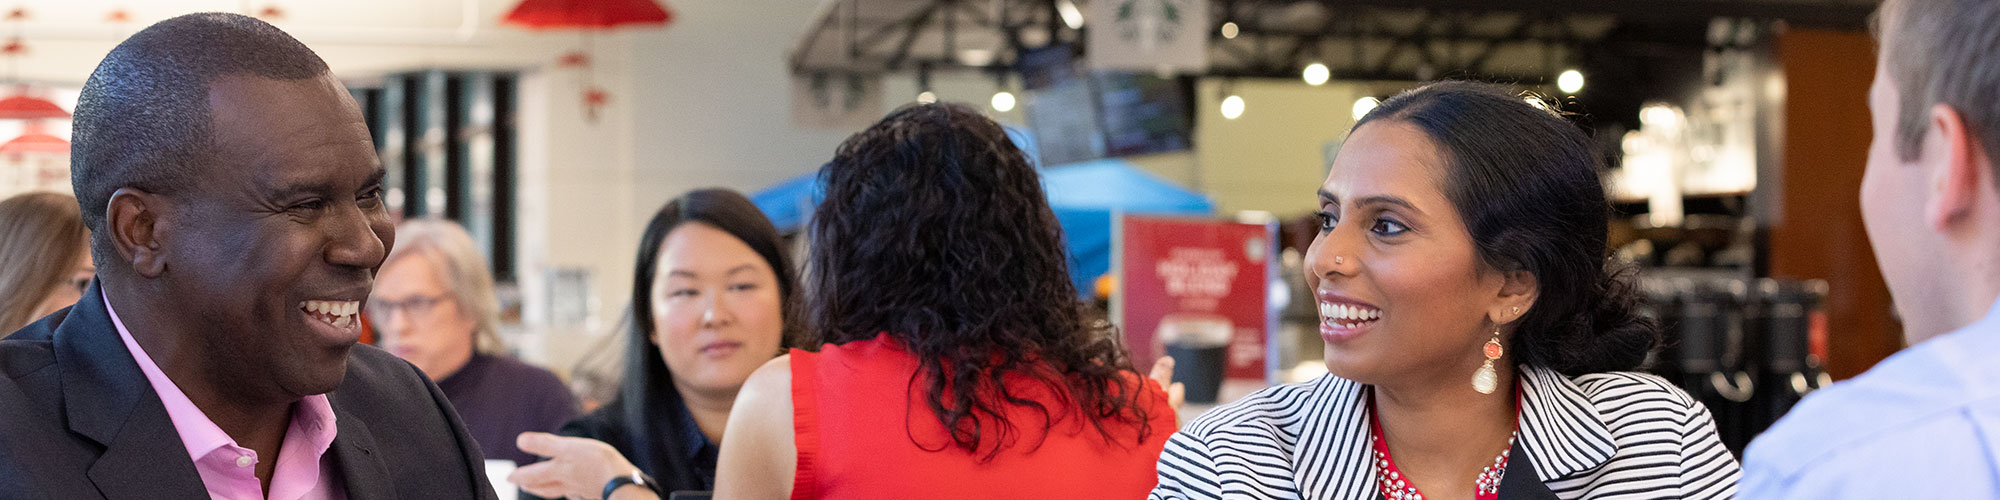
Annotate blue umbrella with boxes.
[749,128,1213,296]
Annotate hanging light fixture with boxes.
[0,93,69,120]
[1056,0,1084,29]
[502,0,672,29]
[1558,69,1585,94]
[0,128,66,155]
[0,9,68,121]
[502,0,675,122]
[990,71,1016,112]
[991,91,1015,112]
[1302,62,1330,86]
[1351,96,1380,121]
[1220,95,1245,120]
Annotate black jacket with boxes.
[0,284,499,500]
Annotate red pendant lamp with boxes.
[0,93,69,120]
[0,129,65,155]
[0,7,70,145]
[501,0,672,30]
[0,120,66,156]
[502,0,673,122]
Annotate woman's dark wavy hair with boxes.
[808,102,1155,459]
[609,188,801,490]
[1355,81,1660,375]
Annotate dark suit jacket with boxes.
[0,284,500,500]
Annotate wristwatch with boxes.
[601,469,659,500]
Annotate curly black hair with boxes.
[1356,81,1661,375]
[808,103,1156,460]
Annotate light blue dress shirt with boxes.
[1740,298,2000,498]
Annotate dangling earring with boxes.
[1472,327,1503,394]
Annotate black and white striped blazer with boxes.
[1152,365,1740,499]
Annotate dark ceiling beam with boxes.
[885,4,942,70]
[1301,0,1873,30]
[857,6,939,54]
[1464,14,1541,72]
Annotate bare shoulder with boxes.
[737,354,793,408]
[715,354,798,500]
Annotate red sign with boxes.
[1116,215,1272,380]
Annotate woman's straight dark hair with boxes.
[808,102,1156,461]
[609,188,799,491]
[1355,81,1660,375]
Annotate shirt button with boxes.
[235,455,254,468]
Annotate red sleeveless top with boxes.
[789,334,1176,500]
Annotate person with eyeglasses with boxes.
[371,217,579,466]
[0,192,93,334]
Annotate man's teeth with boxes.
[302,300,361,328]
[1319,302,1382,322]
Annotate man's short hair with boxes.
[70,12,330,254]
[1876,0,2000,165]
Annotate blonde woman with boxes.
[370,217,578,465]
[0,192,93,333]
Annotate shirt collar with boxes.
[106,294,238,462]
[676,400,718,459]
[104,294,340,464]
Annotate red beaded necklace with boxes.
[1366,383,1522,500]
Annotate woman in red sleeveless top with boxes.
[713,103,1182,500]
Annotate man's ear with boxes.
[1924,103,1984,232]
[105,188,170,278]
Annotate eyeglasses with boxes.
[366,294,452,321]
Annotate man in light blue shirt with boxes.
[1739,0,2000,497]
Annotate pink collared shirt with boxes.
[108,296,344,500]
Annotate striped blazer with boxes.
[1152,365,1739,500]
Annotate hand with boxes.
[1149,356,1187,414]
[510,432,650,500]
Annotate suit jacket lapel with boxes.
[1497,438,1562,500]
[56,284,206,499]
[1289,375,1377,499]
[330,403,397,500]
[1515,365,1617,484]
[1296,366,1616,499]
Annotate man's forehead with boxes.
[206,73,350,116]
[204,73,366,146]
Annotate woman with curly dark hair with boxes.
[713,103,1180,499]
[1152,82,1739,500]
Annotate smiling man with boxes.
[0,13,496,500]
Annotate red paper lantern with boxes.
[0,131,67,155]
[0,95,69,120]
[502,0,672,30]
